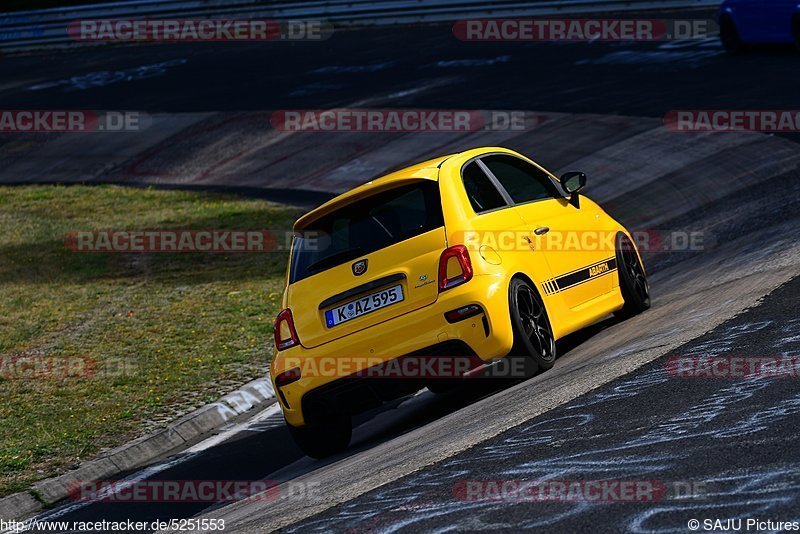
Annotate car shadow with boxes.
[270,313,624,479]
[47,311,626,531]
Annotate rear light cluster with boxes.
[444,304,483,323]
[438,245,473,292]
[274,308,300,351]
[275,366,301,388]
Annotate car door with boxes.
[459,160,556,301]
[479,153,612,310]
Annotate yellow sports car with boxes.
[271,147,650,457]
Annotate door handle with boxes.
[534,227,550,236]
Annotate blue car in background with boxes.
[719,0,800,53]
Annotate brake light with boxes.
[274,308,300,351]
[438,245,473,292]
[275,367,301,388]
[445,304,483,323]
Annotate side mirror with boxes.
[560,171,587,208]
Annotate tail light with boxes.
[438,245,473,292]
[445,304,483,323]
[274,308,300,351]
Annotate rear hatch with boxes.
[287,179,446,349]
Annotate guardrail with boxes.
[0,0,722,52]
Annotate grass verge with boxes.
[0,184,300,497]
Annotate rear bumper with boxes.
[301,340,479,425]
[272,273,514,427]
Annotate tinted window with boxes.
[289,181,443,282]
[483,155,560,204]
[462,161,508,213]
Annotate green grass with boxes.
[0,184,301,497]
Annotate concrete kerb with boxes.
[0,376,275,521]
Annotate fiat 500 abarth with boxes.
[271,147,650,457]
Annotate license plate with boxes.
[325,284,404,327]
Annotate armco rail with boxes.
[0,0,721,52]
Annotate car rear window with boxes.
[289,180,444,283]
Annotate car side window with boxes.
[482,155,560,204]
[461,161,508,213]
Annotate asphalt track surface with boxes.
[3,14,800,534]
[289,276,800,533]
[0,15,797,117]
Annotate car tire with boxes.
[720,14,745,55]
[614,233,651,318]
[286,415,352,459]
[507,278,556,376]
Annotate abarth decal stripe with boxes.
[543,257,617,295]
